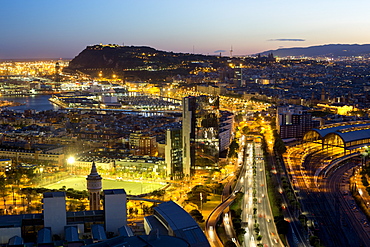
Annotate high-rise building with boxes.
[219,111,234,152]
[182,95,220,177]
[234,65,245,87]
[276,105,320,139]
[165,128,183,179]
[86,161,102,210]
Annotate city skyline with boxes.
[1,0,370,59]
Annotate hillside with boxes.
[258,44,370,58]
[64,44,228,80]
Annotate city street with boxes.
[240,141,283,247]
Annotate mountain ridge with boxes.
[258,44,370,57]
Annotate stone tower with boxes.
[86,161,102,210]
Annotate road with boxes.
[240,141,283,247]
[206,191,238,247]
[206,138,286,247]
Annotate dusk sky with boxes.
[1,0,370,59]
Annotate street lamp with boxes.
[11,186,16,206]
[200,192,203,213]
[67,156,75,175]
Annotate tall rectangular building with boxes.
[43,192,66,238]
[182,95,220,177]
[103,189,127,235]
[276,105,319,139]
[165,128,183,179]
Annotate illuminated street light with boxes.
[200,192,203,213]
[67,156,75,164]
[67,156,75,174]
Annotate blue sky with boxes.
[1,0,370,59]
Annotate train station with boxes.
[303,120,370,153]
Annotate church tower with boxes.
[86,162,102,210]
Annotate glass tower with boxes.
[182,95,220,177]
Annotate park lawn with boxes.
[44,176,165,195]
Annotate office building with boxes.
[165,128,183,179]
[182,95,220,177]
[276,105,320,139]
[219,111,233,152]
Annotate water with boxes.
[0,94,60,112]
[0,95,171,116]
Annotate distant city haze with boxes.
[1,0,370,59]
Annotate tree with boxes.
[234,114,243,123]
[240,126,250,135]
[77,202,87,211]
[189,209,204,223]
[254,223,260,235]
[0,176,8,210]
[224,241,237,247]
[273,130,287,154]
[228,139,239,158]
[309,235,321,246]
[274,215,289,235]
[187,185,211,207]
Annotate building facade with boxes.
[0,158,11,176]
[219,111,234,152]
[165,128,183,179]
[276,105,320,139]
[182,95,220,177]
[129,131,157,156]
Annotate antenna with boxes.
[193,45,195,54]
[230,45,233,58]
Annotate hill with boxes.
[64,44,228,81]
[258,44,370,58]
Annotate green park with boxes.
[44,176,166,195]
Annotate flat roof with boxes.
[104,189,126,195]
[43,191,66,198]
